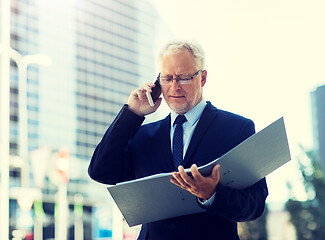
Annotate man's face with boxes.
[160,50,207,115]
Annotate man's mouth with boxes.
[169,95,184,99]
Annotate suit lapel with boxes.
[182,102,218,167]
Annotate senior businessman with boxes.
[88,40,268,240]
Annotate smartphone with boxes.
[146,79,162,107]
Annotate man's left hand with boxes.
[171,164,220,201]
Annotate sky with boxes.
[151,0,325,204]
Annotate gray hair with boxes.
[158,40,205,70]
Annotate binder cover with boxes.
[107,117,291,226]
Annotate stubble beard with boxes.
[168,102,189,115]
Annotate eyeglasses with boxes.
[158,70,202,85]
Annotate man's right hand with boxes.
[127,83,162,117]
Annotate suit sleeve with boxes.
[201,120,268,222]
[88,105,145,184]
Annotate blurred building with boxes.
[311,84,325,171]
[266,209,296,240]
[5,0,169,239]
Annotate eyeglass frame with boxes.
[157,70,202,85]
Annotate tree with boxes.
[285,149,325,239]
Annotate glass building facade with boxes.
[311,85,325,171]
[7,0,169,238]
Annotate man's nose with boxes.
[170,79,181,89]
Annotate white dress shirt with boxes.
[170,99,216,206]
[170,99,207,157]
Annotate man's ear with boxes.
[201,70,207,87]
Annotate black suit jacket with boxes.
[88,102,268,240]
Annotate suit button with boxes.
[168,224,176,230]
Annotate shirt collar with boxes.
[171,99,207,126]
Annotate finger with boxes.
[170,176,182,187]
[173,173,190,188]
[145,82,155,87]
[211,164,221,180]
[173,169,191,189]
[147,83,156,92]
[142,85,151,93]
[178,166,195,186]
[171,173,188,189]
[172,171,179,180]
[153,98,162,108]
[142,83,155,93]
[190,164,204,182]
[137,88,147,100]
[150,97,162,111]
[130,89,138,97]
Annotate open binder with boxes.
[107,117,291,227]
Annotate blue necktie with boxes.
[173,115,187,169]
